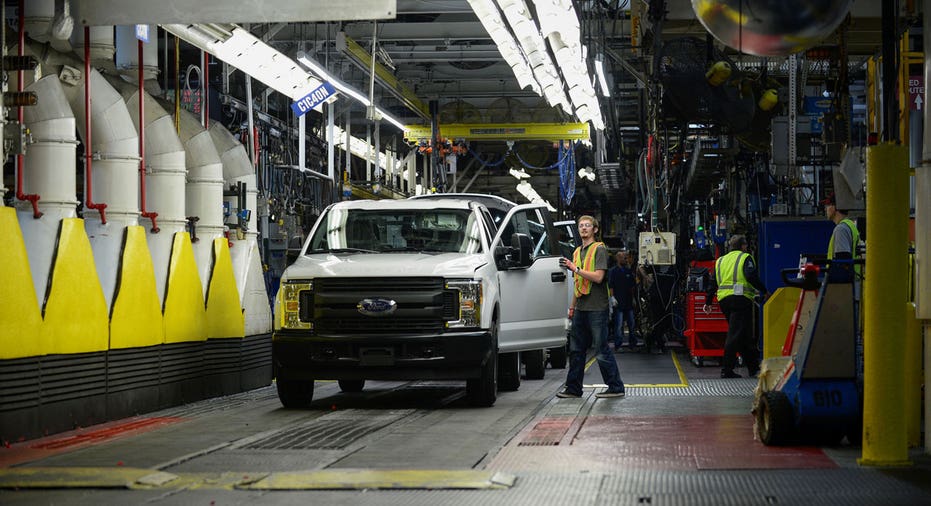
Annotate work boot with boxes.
[721,370,742,378]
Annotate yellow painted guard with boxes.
[110,226,164,349]
[163,232,206,344]
[41,218,108,355]
[762,287,801,359]
[0,207,42,359]
[205,238,245,338]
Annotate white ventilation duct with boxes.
[18,74,79,305]
[115,24,158,83]
[68,68,140,308]
[24,0,74,52]
[124,90,188,303]
[177,109,225,295]
[70,25,114,65]
[208,122,271,335]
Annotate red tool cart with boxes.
[683,260,728,366]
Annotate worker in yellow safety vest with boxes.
[556,215,626,399]
[821,192,861,283]
[703,234,768,378]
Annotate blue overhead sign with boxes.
[291,82,336,117]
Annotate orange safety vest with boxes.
[573,241,604,298]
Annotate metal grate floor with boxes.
[238,410,412,450]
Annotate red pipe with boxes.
[202,52,209,128]
[138,39,159,233]
[15,0,41,218]
[84,25,107,224]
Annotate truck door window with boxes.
[500,208,553,260]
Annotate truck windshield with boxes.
[307,208,483,254]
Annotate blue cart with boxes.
[754,261,862,446]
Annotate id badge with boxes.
[733,284,744,296]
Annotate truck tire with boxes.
[524,349,546,380]
[548,344,568,369]
[277,377,315,408]
[498,352,521,391]
[756,390,794,445]
[338,379,365,392]
[467,325,498,407]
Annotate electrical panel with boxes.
[638,232,676,266]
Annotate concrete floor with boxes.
[1,346,929,505]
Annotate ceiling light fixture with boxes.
[297,51,407,133]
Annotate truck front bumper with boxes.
[272,329,494,381]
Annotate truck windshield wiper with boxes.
[376,246,425,252]
[311,247,379,254]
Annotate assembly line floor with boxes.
[2,346,930,505]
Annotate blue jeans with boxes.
[613,307,638,348]
[565,309,624,395]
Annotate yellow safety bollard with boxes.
[859,143,911,467]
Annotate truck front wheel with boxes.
[277,377,315,408]
[467,325,498,407]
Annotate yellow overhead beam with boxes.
[404,122,590,142]
[337,32,431,120]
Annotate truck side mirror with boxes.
[510,232,533,267]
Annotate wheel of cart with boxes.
[753,261,863,446]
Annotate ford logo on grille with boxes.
[357,298,397,317]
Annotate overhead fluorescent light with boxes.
[298,51,406,131]
[297,52,372,106]
[161,24,323,100]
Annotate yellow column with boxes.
[904,302,921,447]
[859,143,911,466]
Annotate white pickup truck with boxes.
[272,197,570,407]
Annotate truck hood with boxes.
[283,252,488,281]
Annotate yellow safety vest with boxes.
[828,218,860,260]
[715,250,757,301]
[573,241,604,298]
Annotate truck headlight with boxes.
[278,280,313,330]
[447,279,482,328]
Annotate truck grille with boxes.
[301,277,459,334]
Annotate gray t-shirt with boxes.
[575,242,609,311]
[831,222,853,256]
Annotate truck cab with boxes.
[272,198,569,407]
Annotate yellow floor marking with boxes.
[0,467,515,491]
[583,351,689,389]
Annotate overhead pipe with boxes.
[137,37,159,233]
[82,26,108,223]
[16,0,42,219]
